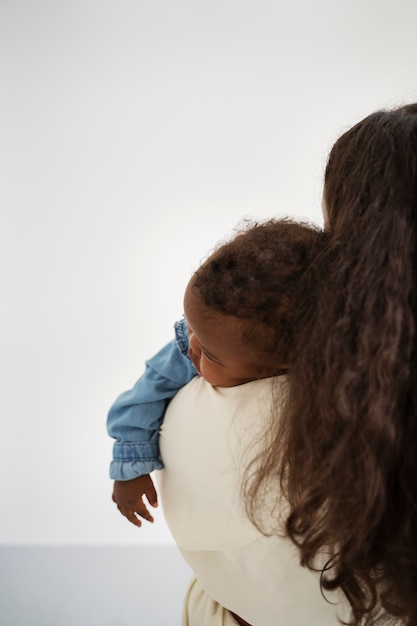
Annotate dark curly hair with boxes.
[245,104,417,625]
[191,218,324,370]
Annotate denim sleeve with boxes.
[107,318,197,480]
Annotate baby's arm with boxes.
[107,318,196,526]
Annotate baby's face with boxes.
[183,283,262,388]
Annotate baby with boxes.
[107,217,324,526]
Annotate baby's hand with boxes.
[112,474,158,527]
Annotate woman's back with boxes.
[157,376,352,625]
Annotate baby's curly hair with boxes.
[191,218,324,369]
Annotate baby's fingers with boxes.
[144,481,158,508]
[133,498,155,523]
[112,477,156,526]
[113,494,155,525]
[116,504,143,527]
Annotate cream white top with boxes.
[157,376,350,626]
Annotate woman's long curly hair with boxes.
[245,103,417,625]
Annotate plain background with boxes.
[2,0,417,548]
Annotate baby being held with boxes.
[108,217,324,527]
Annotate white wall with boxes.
[1,0,417,545]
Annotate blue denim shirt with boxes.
[107,317,197,480]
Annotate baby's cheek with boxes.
[199,360,217,385]
[201,361,234,387]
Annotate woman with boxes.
[160,103,417,625]
[111,103,417,624]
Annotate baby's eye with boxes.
[202,350,214,362]
[202,350,225,367]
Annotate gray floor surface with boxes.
[0,545,193,626]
